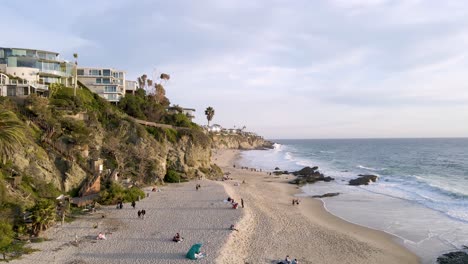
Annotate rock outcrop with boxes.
[311,192,340,198]
[349,174,379,186]
[210,134,273,150]
[437,250,468,264]
[289,166,334,185]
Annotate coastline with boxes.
[215,149,419,264]
[11,148,419,264]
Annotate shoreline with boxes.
[215,149,419,264]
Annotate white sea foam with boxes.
[357,164,386,171]
[273,143,282,151]
[240,139,468,263]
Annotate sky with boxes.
[2,0,468,139]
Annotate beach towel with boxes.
[186,243,202,260]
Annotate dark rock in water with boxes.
[274,167,280,170]
[289,166,334,185]
[437,251,468,264]
[349,174,378,186]
[292,166,319,176]
[312,192,340,198]
[273,170,289,175]
[323,176,334,182]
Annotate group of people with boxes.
[116,201,123,209]
[227,197,244,209]
[279,255,299,264]
[195,184,201,191]
[137,209,146,219]
[172,232,184,242]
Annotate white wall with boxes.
[5,67,39,84]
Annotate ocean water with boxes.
[238,138,468,264]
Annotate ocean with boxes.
[238,138,468,264]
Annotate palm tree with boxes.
[0,110,25,164]
[205,107,215,126]
[73,53,78,95]
[30,199,56,236]
[137,74,148,90]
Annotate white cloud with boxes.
[3,0,468,138]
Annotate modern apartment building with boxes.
[77,67,125,102]
[125,80,138,95]
[0,47,75,92]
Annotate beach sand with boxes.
[12,180,241,264]
[12,149,419,264]
[215,149,419,264]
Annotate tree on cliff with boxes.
[205,107,215,126]
[30,199,56,236]
[0,109,25,164]
[0,220,14,260]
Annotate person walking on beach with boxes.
[131,200,136,209]
[241,198,244,208]
[141,209,146,219]
[137,210,141,218]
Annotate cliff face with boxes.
[2,87,272,203]
[2,90,216,198]
[210,134,273,150]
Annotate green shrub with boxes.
[164,128,178,143]
[98,182,145,205]
[146,127,165,142]
[164,169,181,183]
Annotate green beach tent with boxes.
[186,243,203,260]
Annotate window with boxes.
[104,86,117,92]
[96,78,102,84]
[77,69,84,76]
[12,49,27,56]
[103,69,111,76]
[102,78,110,84]
[90,69,101,76]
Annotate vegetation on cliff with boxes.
[0,82,217,260]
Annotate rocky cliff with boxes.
[210,133,273,150]
[0,88,217,202]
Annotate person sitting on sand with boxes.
[230,224,239,231]
[232,202,239,209]
[291,258,299,264]
[195,252,205,259]
[97,232,106,240]
[173,232,184,242]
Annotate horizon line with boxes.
[268,136,468,141]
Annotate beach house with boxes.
[77,67,126,103]
[207,124,222,133]
[125,80,138,95]
[0,47,75,96]
[167,106,196,121]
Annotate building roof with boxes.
[77,67,125,73]
[0,47,59,55]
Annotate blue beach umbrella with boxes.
[186,243,203,260]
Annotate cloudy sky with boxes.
[2,0,468,139]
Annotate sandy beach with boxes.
[215,149,419,264]
[12,180,241,264]
[12,149,419,264]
